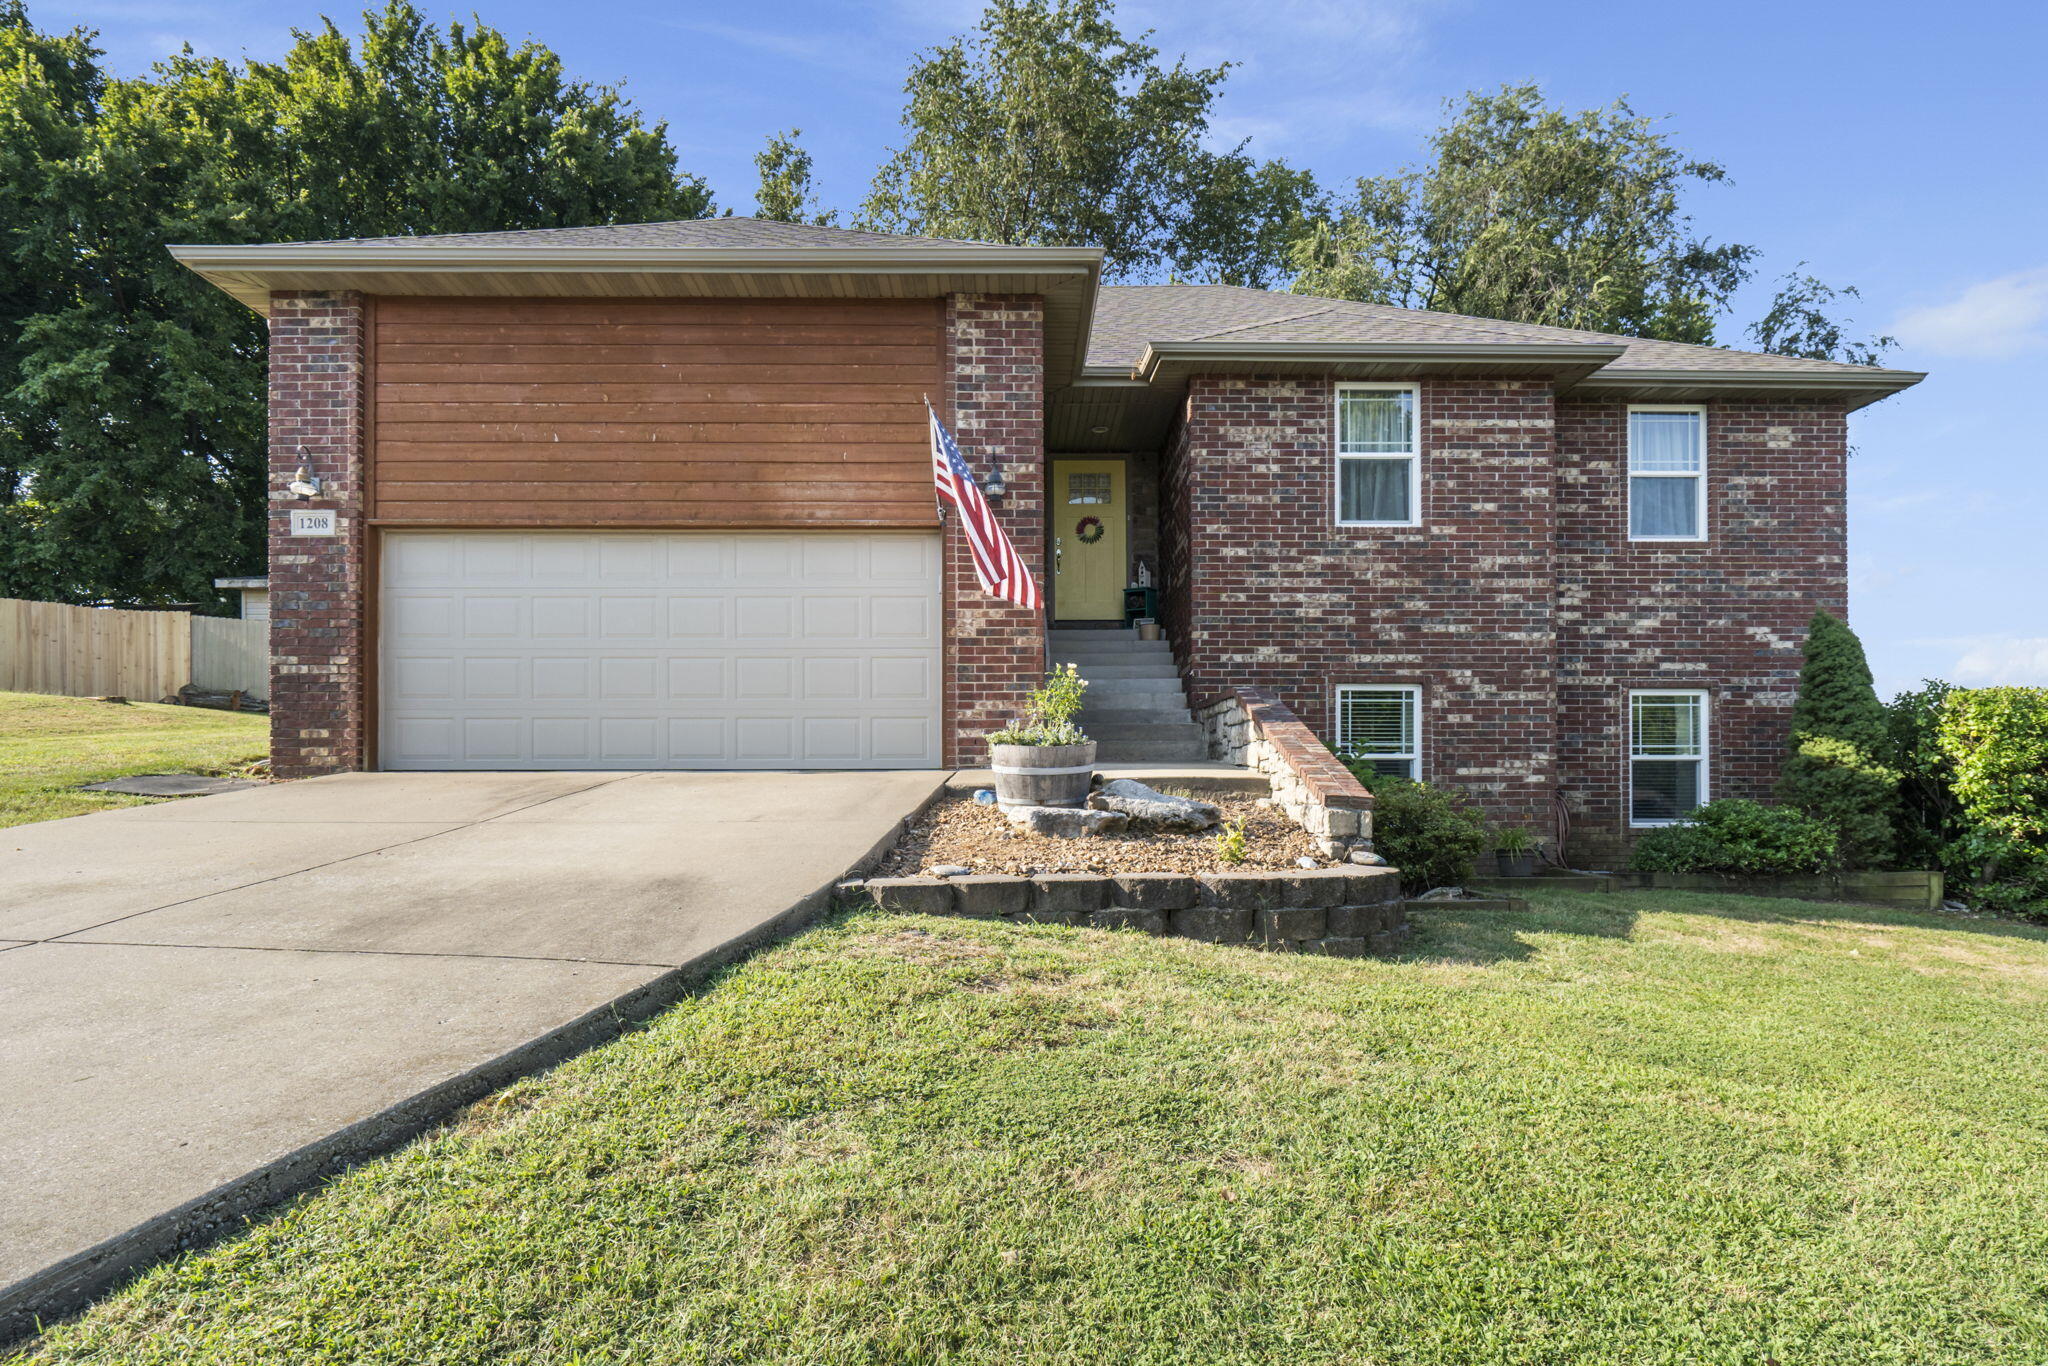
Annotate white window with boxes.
[1335,384,1420,526]
[1337,685,1421,781]
[1628,406,1706,541]
[1630,691,1708,825]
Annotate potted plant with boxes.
[1492,826,1539,877]
[989,664,1094,809]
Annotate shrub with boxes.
[1345,769,1487,892]
[988,664,1089,747]
[1778,610,1899,868]
[1937,687,2048,919]
[1630,799,1839,876]
[1886,679,1963,869]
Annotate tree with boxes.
[753,129,837,225]
[1779,610,1901,868]
[1749,267,1897,365]
[0,2,711,608]
[1287,85,1754,342]
[860,0,1316,284]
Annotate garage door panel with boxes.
[381,531,943,770]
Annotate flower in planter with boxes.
[989,664,1090,747]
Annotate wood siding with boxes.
[370,297,945,527]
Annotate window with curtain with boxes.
[1630,691,1707,825]
[1628,407,1706,540]
[1336,385,1418,524]
[1337,685,1420,780]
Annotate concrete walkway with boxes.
[0,768,945,1338]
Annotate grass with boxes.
[0,690,269,828]
[17,888,2048,1364]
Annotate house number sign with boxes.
[288,509,340,537]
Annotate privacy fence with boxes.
[0,598,267,702]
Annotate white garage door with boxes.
[379,531,942,770]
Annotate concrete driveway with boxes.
[0,768,945,1338]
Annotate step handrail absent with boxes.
[1196,687,1375,858]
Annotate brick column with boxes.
[267,291,369,778]
[942,294,1048,766]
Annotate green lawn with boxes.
[17,889,2048,1364]
[0,690,269,828]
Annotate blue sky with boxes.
[39,0,2048,696]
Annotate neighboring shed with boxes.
[214,577,270,621]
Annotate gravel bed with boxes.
[875,793,1332,876]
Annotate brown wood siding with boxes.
[369,297,945,527]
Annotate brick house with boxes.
[173,218,1920,863]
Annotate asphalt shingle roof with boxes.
[1086,283,1900,379]
[287,216,999,251]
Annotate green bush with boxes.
[1345,769,1488,892]
[1886,679,1963,869]
[1778,610,1899,868]
[1630,799,1839,876]
[1936,687,2048,919]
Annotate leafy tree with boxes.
[753,129,837,225]
[1886,679,1964,869]
[1287,85,1755,342]
[1936,687,2048,919]
[1778,610,1900,868]
[1749,267,1897,365]
[860,0,1317,284]
[0,2,711,607]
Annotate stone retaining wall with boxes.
[852,866,1409,956]
[1197,687,1375,858]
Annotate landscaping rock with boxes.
[949,875,1031,918]
[1280,868,1350,908]
[1348,849,1388,866]
[926,864,973,878]
[1033,873,1112,914]
[863,877,954,916]
[1415,885,1467,901]
[1086,779,1221,832]
[1295,856,1319,869]
[1091,907,1167,935]
[1110,873,1200,911]
[1172,906,1256,943]
[1197,872,1279,910]
[1004,805,1131,839]
[1260,906,1327,942]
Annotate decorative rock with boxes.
[1415,885,1467,901]
[1091,907,1167,935]
[926,864,973,878]
[1033,873,1112,914]
[1110,873,1200,911]
[1280,869,1350,908]
[949,875,1031,918]
[1171,906,1256,943]
[1086,779,1220,831]
[1197,872,1279,911]
[1348,849,1388,866]
[1004,805,1130,839]
[1260,906,1327,942]
[863,877,955,916]
[1295,856,1319,869]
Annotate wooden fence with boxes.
[0,598,269,702]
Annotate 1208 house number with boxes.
[288,509,339,537]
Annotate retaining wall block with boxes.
[1327,904,1399,937]
[1197,872,1280,911]
[1339,867,1404,905]
[864,877,956,916]
[1092,907,1168,935]
[1172,906,1256,943]
[1033,873,1113,914]
[1111,873,1200,911]
[950,875,1032,918]
[1260,906,1328,942]
[1311,937,1373,958]
[1280,869,1350,908]
[1368,928,1409,955]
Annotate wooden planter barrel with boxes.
[989,741,1097,809]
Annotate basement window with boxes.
[1628,406,1707,541]
[1630,691,1708,825]
[1337,685,1421,781]
[1335,384,1420,526]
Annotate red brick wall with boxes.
[267,291,369,779]
[1167,376,1560,835]
[1556,398,1849,864]
[942,294,1049,765]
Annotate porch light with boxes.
[983,459,1007,499]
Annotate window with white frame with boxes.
[1628,406,1706,541]
[1335,384,1419,525]
[1630,691,1707,825]
[1337,685,1420,780]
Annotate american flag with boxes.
[929,403,1043,612]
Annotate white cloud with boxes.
[1943,636,2048,687]
[1892,266,2048,359]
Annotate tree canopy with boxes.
[753,129,837,225]
[0,1,709,607]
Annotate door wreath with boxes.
[1075,515,1105,544]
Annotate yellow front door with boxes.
[1052,460,1127,620]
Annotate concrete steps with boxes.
[1053,629,1204,762]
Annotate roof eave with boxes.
[1132,340,1629,384]
[1563,366,1926,412]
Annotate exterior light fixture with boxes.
[286,446,322,498]
[984,459,1007,499]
